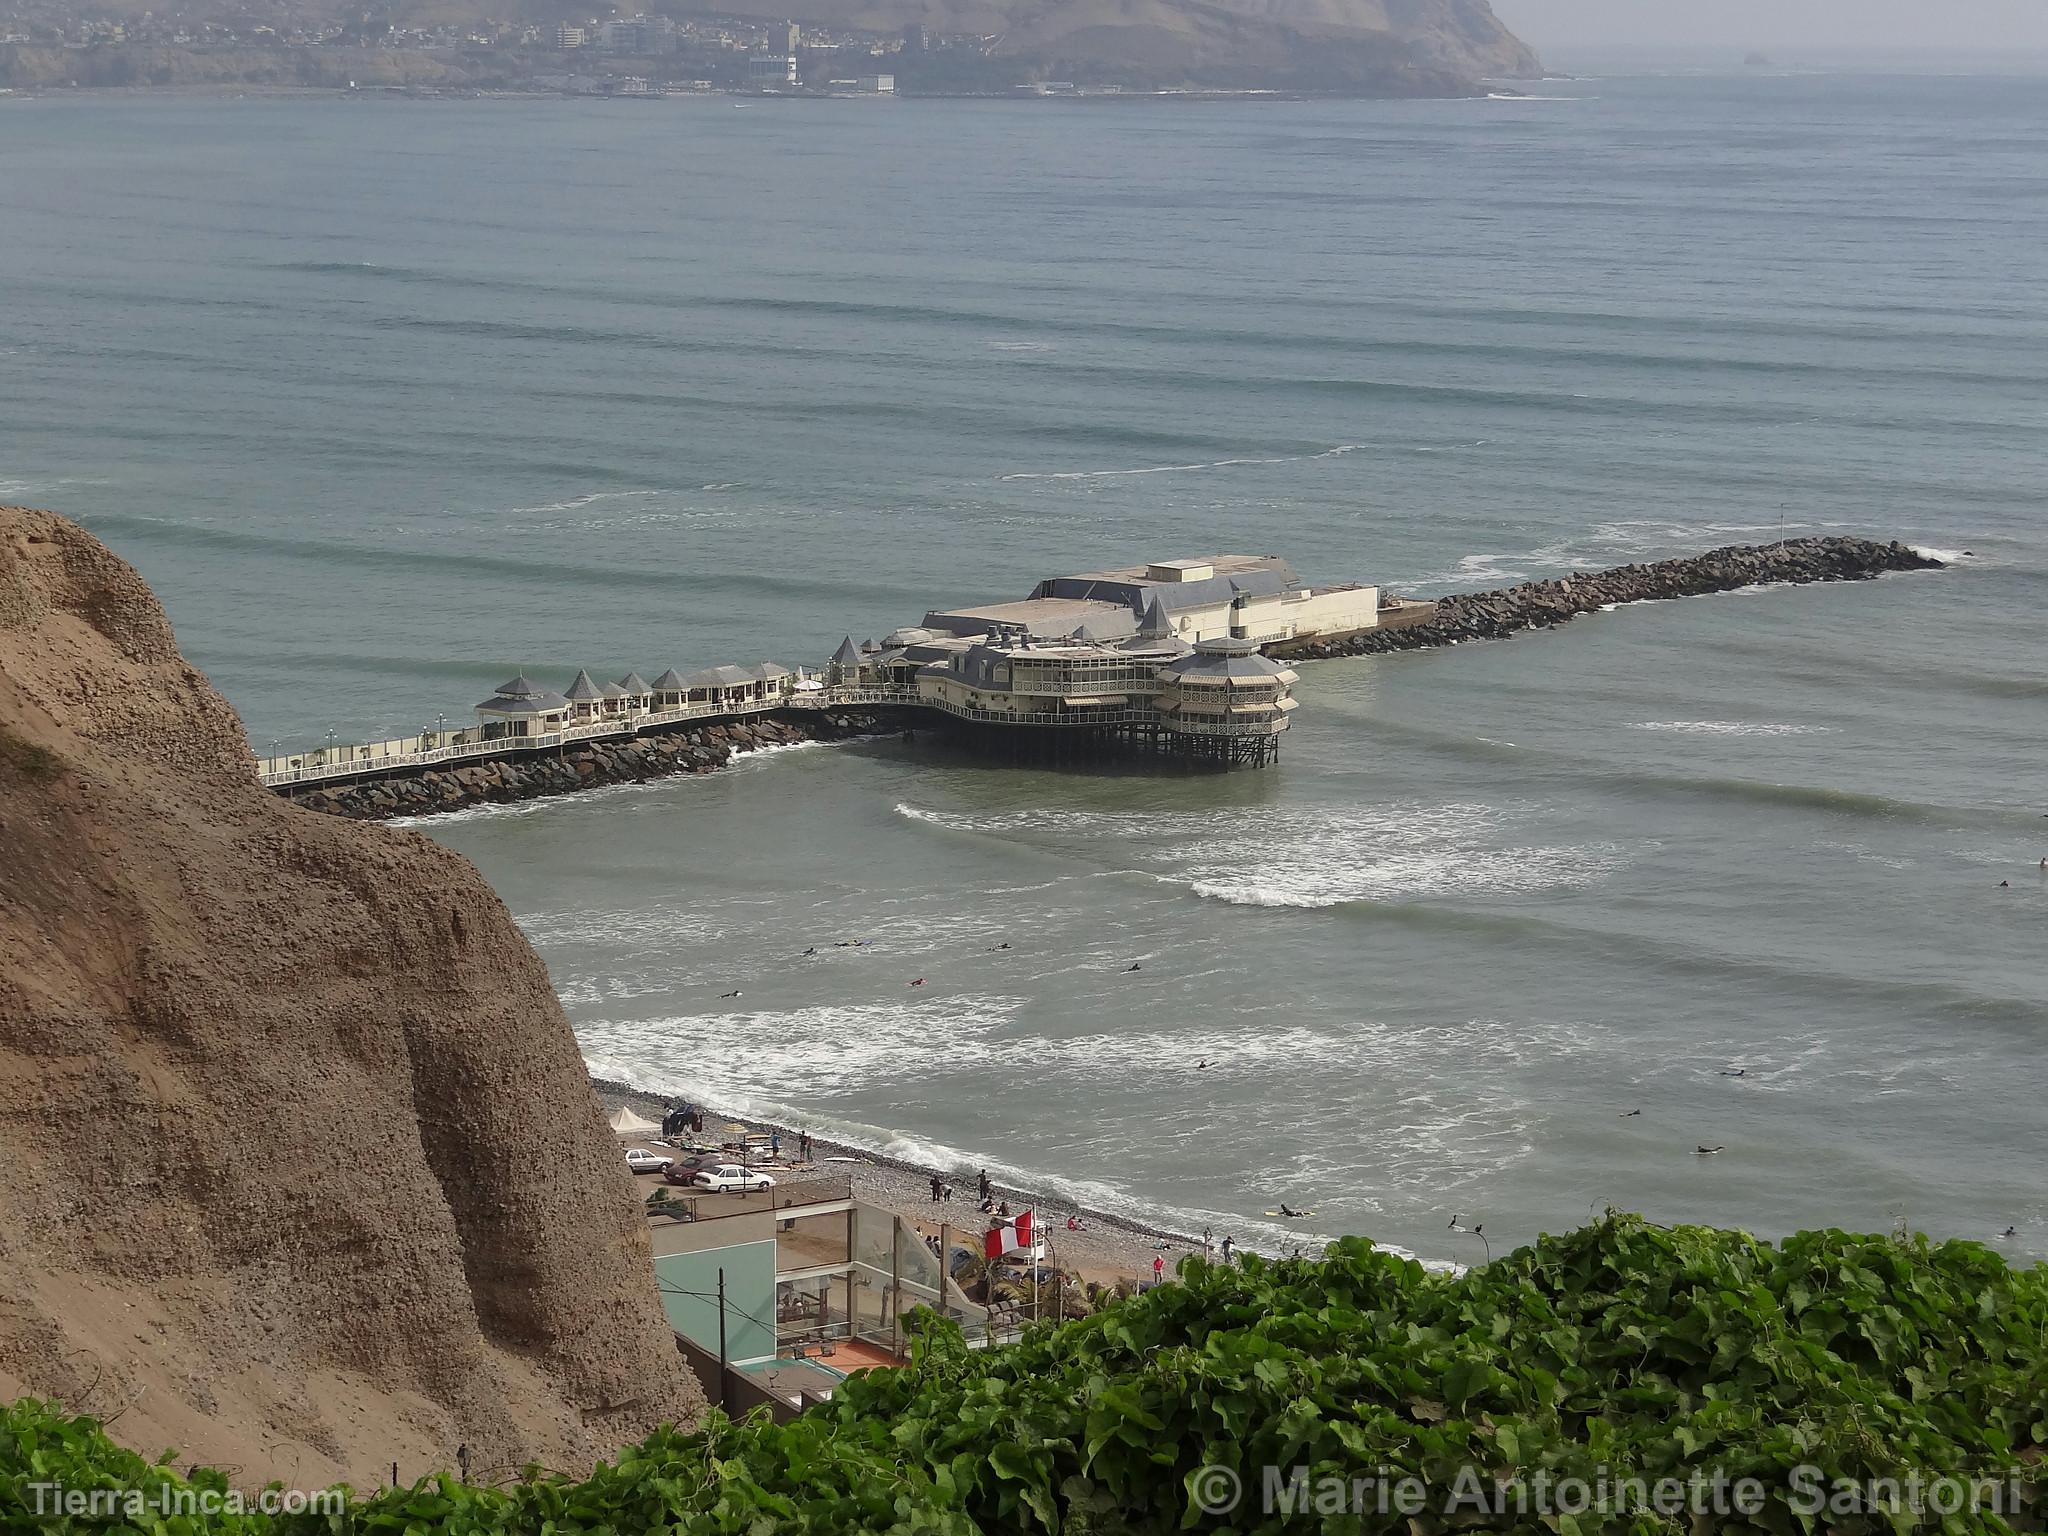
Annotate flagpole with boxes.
[1031,1204,1039,1325]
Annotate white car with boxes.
[625,1148,674,1174]
[693,1163,776,1193]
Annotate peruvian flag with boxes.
[984,1209,1034,1259]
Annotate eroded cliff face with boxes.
[0,507,703,1488]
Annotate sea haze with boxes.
[2,77,2043,1267]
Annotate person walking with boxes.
[1220,1235,1235,1264]
[1152,1254,1165,1285]
[977,1169,991,1202]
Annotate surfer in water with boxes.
[1277,1203,1305,1219]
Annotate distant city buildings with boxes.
[601,15,676,53]
[0,0,998,95]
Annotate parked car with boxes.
[663,1154,716,1186]
[693,1163,776,1194]
[625,1148,674,1174]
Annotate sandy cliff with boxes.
[0,507,702,1488]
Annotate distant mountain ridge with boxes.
[0,0,1535,94]
[693,0,1541,90]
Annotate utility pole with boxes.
[716,1266,729,1408]
[891,1216,904,1359]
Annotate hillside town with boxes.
[0,5,1002,93]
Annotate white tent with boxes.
[607,1105,660,1137]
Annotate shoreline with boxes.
[590,1075,1242,1283]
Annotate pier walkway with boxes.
[256,684,917,790]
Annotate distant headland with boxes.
[0,0,1537,98]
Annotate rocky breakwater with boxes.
[1276,537,1944,660]
[301,708,909,821]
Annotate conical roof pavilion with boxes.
[1137,594,1174,639]
[563,669,606,703]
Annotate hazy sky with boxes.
[1492,0,2048,53]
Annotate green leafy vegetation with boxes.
[6,1215,2044,1533]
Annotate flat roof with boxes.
[923,596,1134,637]
[1062,553,1286,585]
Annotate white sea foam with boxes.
[998,444,1356,482]
[895,799,1625,907]
[986,340,1055,352]
[1629,720,1831,737]
[1910,545,1969,563]
[573,941,1601,1263]
[389,738,820,829]
[389,774,677,828]
[1400,519,1840,589]
[505,487,671,516]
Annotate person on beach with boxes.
[1152,1254,1165,1284]
[799,1132,812,1161]
[977,1169,990,1202]
[1220,1236,1235,1264]
[1202,1226,1213,1255]
[997,1200,1011,1219]
[770,1132,781,1160]
[930,1175,944,1203]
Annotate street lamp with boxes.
[324,728,337,763]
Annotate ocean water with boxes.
[3,77,2044,1266]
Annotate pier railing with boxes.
[253,684,921,790]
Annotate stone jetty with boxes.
[293,708,907,821]
[287,537,1943,821]
[1270,536,1943,660]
